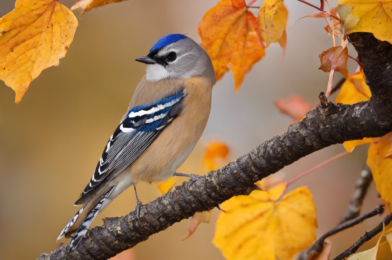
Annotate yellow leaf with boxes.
[258,0,289,50]
[198,0,265,91]
[72,0,126,16]
[183,210,212,240]
[338,0,392,44]
[155,177,176,195]
[336,71,372,152]
[367,133,392,213]
[343,139,372,153]
[347,223,385,260]
[213,185,317,260]
[203,141,229,171]
[0,0,78,103]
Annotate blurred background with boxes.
[0,0,386,259]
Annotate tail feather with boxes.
[57,204,87,240]
[69,186,115,249]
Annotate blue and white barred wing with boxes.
[74,89,185,205]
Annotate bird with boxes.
[57,34,216,249]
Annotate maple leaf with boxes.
[338,0,392,44]
[319,46,349,78]
[213,183,318,260]
[335,71,372,152]
[198,0,265,91]
[258,0,289,51]
[0,0,78,103]
[367,133,392,214]
[72,0,126,17]
[275,95,312,123]
[347,224,385,260]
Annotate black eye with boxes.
[166,52,177,62]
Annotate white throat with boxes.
[146,64,170,81]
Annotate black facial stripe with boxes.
[147,49,169,67]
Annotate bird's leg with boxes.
[133,185,143,220]
[173,172,199,187]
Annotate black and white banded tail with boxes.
[58,187,115,249]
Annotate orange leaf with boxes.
[338,0,392,44]
[203,141,229,171]
[183,210,212,240]
[213,184,317,260]
[72,0,126,16]
[198,0,265,91]
[367,133,392,214]
[0,0,78,103]
[258,0,289,50]
[335,71,372,152]
[319,46,349,78]
[155,177,176,195]
[275,95,312,123]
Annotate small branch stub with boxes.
[319,92,329,108]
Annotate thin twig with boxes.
[340,165,373,223]
[320,0,324,11]
[298,205,384,260]
[334,211,392,260]
[247,0,258,6]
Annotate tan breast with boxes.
[128,76,213,183]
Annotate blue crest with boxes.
[150,34,187,53]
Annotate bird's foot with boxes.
[173,172,199,187]
[135,198,143,221]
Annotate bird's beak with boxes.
[135,56,156,64]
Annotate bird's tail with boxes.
[57,186,115,249]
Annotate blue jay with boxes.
[57,34,216,249]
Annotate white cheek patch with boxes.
[146,64,170,81]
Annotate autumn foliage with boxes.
[2,0,392,259]
[0,0,77,103]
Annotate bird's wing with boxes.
[74,89,185,205]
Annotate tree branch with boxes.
[340,164,373,223]
[38,33,392,260]
[297,205,384,260]
[334,211,392,260]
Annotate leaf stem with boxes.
[286,151,349,186]
[326,69,335,97]
[297,0,341,21]
[247,0,258,6]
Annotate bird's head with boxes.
[135,34,216,84]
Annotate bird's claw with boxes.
[188,174,198,187]
[217,204,226,213]
[173,172,199,188]
[136,199,143,221]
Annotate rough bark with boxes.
[38,33,392,260]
